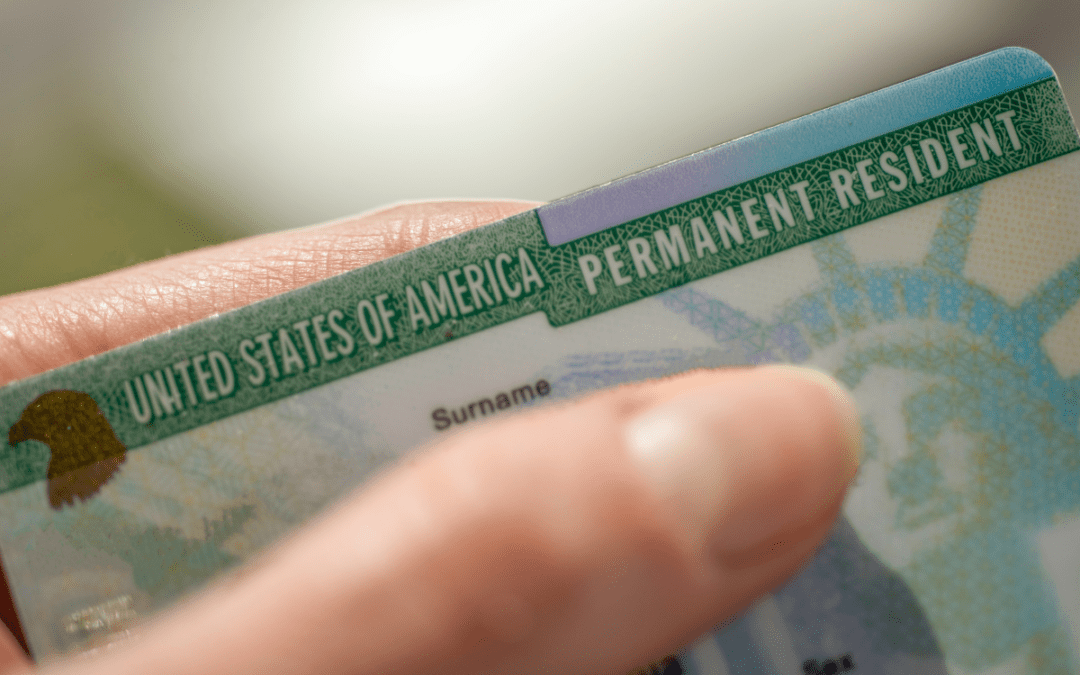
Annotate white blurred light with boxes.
[79,0,1029,232]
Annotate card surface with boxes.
[2,48,1078,673]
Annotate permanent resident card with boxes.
[1,48,1078,673]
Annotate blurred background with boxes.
[1,0,1077,296]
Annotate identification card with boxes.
[1,48,1078,673]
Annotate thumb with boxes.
[48,365,860,675]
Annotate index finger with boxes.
[0,200,539,387]
[0,199,538,659]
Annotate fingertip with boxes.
[0,199,543,385]
[622,365,861,562]
[317,199,543,245]
[758,365,863,481]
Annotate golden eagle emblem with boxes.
[8,390,126,509]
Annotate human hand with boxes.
[0,201,861,675]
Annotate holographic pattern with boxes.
[548,168,1080,673]
[649,185,1078,673]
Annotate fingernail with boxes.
[624,366,862,559]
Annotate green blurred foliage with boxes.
[0,160,235,297]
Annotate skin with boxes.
[0,201,860,674]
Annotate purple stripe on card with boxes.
[536,48,1054,246]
